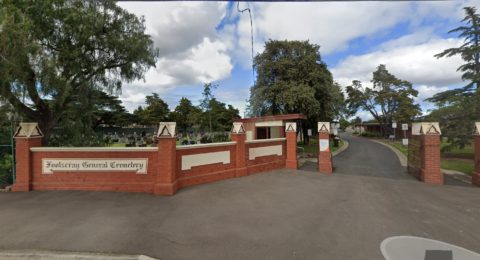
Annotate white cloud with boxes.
[332,37,464,92]
[414,85,450,103]
[114,0,479,113]
[116,2,233,111]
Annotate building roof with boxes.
[235,113,306,123]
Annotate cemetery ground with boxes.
[0,134,479,259]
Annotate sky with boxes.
[117,0,480,120]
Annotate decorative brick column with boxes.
[154,122,178,195]
[419,122,443,185]
[285,122,298,169]
[231,122,247,177]
[12,123,44,192]
[473,122,480,187]
[318,122,333,174]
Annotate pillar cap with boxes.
[157,122,176,138]
[285,122,297,132]
[318,122,330,133]
[474,122,480,135]
[14,122,43,138]
[231,122,245,134]
[412,122,441,135]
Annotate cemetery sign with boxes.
[42,158,148,174]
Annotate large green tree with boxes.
[133,93,170,126]
[0,0,157,143]
[346,64,421,136]
[170,97,201,134]
[426,7,480,148]
[249,40,344,128]
[205,98,240,132]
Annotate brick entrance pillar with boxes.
[231,122,247,177]
[473,123,480,187]
[419,122,443,185]
[318,122,332,174]
[285,122,298,169]
[154,122,178,195]
[12,123,44,192]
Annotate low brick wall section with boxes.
[176,142,237,189]
[14,139,289,195]
[246,139,286,174]
[12,122,296,195]
[29,148,158,193]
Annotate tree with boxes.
[425,7,480,148]
[249,40,344,140]
[200,83,217,133]
[170,97,201,134]
[0,0,158,143]
[431,7,480,107]
[133,93,170,126]
[346,65,421,137]
[93,91,132,128]
[206,98,240,132]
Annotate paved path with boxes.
[0,136,479,259]
[334,134,410,179]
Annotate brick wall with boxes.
[176,143,237,189]
[30,148,158,193]
[473,134,480,187]
[245,139,286,175]
[12,122,295,195]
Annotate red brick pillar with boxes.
[473,123,480,187]
[318,122,332,174]
[12,123,44,192]
[419,123,443,185]
[154,122,178,195]
[285,122,298,169]
[231,122,247,177]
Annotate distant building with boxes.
[234,114,306,141]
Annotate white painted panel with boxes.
[42,159,148,174]
[255,120,283,127]
[249,145,282,160]
[181,151,230,170]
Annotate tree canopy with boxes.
[249,40,344,126]
[346,64,421,136]
[133,93,170,126]
[0,0,158,142]
[425,6,480,148]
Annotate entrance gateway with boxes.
[9,117,480,195]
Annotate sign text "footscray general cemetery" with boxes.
[42,159,148,174]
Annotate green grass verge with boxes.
[441,159,474,175]
[388,141,408,156]
[383,140,475,175]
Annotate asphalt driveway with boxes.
[0,137,479,259]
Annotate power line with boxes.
[237,2,255,87]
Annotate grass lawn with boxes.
[108,143,126,147]
[441,159,474,175]
[297,138,345,154]
[383,140,475,175]
[388,141,408,156]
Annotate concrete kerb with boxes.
[0,185,12,192]
[374,139,473,185]
[332,139,349,157]
[0,250,157,260]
